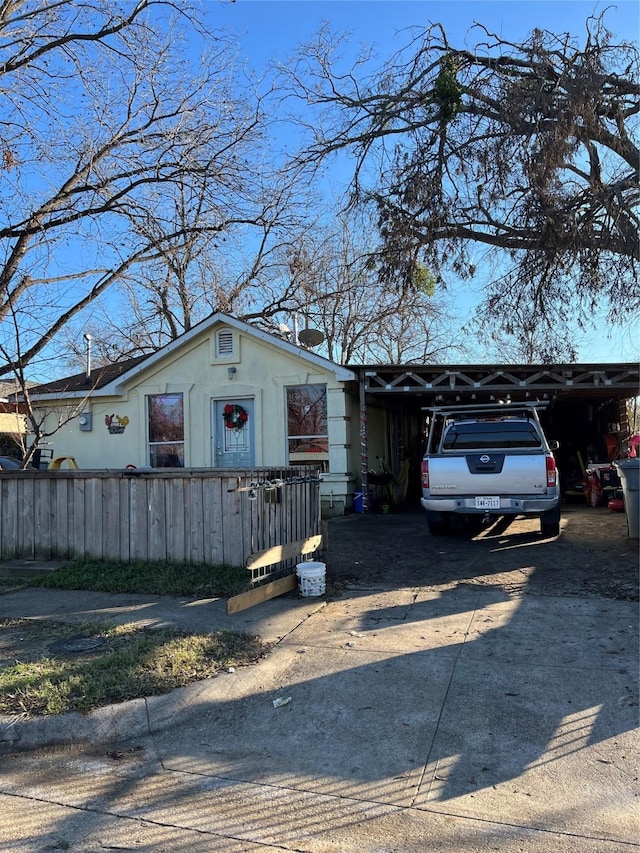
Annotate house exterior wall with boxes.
[0,410,24,437]
[32,323,353,516]
[344,395,389,511]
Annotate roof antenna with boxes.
[83,333,92,380]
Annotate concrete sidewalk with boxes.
[0,580,638,851]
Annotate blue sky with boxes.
[207,0,640,363]
[218,0,639,61]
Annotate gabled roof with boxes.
[26,313,355,401]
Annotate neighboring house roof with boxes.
[0,380,34,401]
[25,313,355,402]
[26,355,150,396]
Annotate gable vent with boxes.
[216,329,234,357]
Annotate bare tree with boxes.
[283,14,639,355]
[468,288,586,363]
[257,212,465,364]
[58,167,314,368]
[0,0,276,376]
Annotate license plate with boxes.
[475,496,500,509]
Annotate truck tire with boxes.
[427,512,450,536]
[540,505,561,538]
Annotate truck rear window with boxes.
[442,421,542,450]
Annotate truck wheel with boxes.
[541,519,560,537]
[427,514,450,536]
[540,507,561,538]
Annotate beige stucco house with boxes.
[25,313,358,516]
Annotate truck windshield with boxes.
[443,421,542,450]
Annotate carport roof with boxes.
[349,362,639,405]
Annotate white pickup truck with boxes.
[420,403,561,537]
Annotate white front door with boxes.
[213,398,255,468]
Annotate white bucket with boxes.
[296,561,326,597]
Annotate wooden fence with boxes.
[0,467,322,569]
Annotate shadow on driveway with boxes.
[1,503,637,850]
[325,503,639,600]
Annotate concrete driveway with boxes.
[0,506,638,851]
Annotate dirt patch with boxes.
[326,504,638,601]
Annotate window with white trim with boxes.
[286,384,329,471]
[147,393,184,467]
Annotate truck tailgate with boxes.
[428,454,549,495]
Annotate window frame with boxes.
[286,383,329,471]
[147,392,185,467]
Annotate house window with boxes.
[286,384,329,471]
[216,329,234,357]
[147,393,184,467]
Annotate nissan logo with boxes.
[480,455,491,463]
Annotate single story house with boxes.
[23,313,357,515]
[21,312,640,516]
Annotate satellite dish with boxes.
[298,327,325,347]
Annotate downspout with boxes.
[359,370,369,512]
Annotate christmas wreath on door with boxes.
[223,403,249,431]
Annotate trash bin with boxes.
[614,458,640,539]
[353,491,373,513]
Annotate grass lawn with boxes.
[0,617,267,717]
[25,558,250,598]
[0,558,266,717]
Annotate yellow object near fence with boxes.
[49,456,79,469]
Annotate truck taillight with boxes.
[546,456,557,487]
[421,459,429,488]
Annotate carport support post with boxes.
[359,373,370,512]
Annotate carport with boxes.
[350,362,640,507]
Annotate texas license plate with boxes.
[475,496,500,509]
